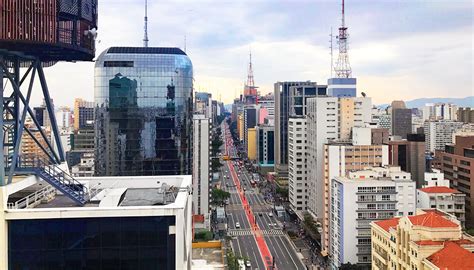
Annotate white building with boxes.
[416,186,466,227]
[71,152,95,177]
[423,103,458,121]
[306,96,371,222]
[192,115,211,228]
[55,106,73,130]
[424,120,464,152]
[423,169,450,188]
[330,166,416,267]
[0,174,193,269]
[288,117,308,215]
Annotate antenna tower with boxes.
[247,50,255,87]
[329,27,334,78]
[143,0,149,47]
[334,0,352,78]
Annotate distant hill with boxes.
[378,96,473,109]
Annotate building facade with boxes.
[192,115,211,227]
[288,117,308,215]
[330,167,416,267]
[94,47,193,176]
[388,134,426,188]
[74,98,94,131]
[274,81,317,178]
[371,209,474,270]
[416,186,466,227]
[424,120,464,153]
[435,135,474,227]
[392,108,412,139]
[458,107,474,123]
[256,125,274,171]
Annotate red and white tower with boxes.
[334,0,352,78]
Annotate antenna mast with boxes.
[329,27,333,78]
[143,0,149,47]
[247,50,255,87]
[334,0,352,78]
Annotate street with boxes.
[221,121,306,270]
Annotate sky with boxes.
[38,0,473,107]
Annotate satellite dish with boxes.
[84,28,98,40]
[361,92,366,97]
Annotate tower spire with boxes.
[143,0,149,47]
[334,0,352,78]
[247,50,255,87]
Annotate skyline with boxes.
[39,0,472,107]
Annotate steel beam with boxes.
[0,56,5,186]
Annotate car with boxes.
[245,260,251,267]
[258,212,263,217]
[268,212,273,217]
[235,222,240,228]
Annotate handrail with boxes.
[7,185,56,209]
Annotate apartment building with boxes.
[424,120,464,152]
[435,135,474,227]
[288,117,308,215]
[371,209,474,270]
[417,186,466,227]
[330,166,416,267]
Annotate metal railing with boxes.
[7,185,56,209]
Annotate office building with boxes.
[237,113,244,142]
[423,103,458,121]
[424,120,464,152]
[330,167,416,267]
[256,125,275,174]
[417,186,466,227]
[306,96,371,222]
[371,209,474,270]
[94,47,193,176]
[458,107,474,123]
[243,105,258,155]
[258,93,275,125]
[288,117,308,214]
[192,115,211,228]
[33,106,46,127]
[274,81,317,178]
[327,77,356,97]
[247,127,257,161]
[0,174,193,270]
[55,106,73,130]
[391,101,412,139]
[74,98,94,131]
[371,128,389,145]
[435,135,474,227]
[378,113,392,134]
[388,134,426,188]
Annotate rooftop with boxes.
[418,186,461,194]
[373,217,400,232]
[408,212,459,228]
[426,242,474,269]
[107,47,187,55]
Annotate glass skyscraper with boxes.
[94,47,193,176]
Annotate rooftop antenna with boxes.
[247,49,255,87]
[143,0,149,47]
[184,35,187,53]
[334,0,352,78]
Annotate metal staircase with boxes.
[17,158,88,206]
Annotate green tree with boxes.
[211,158,223,173]
[211,188,230,205]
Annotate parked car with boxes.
[235,222,240,228]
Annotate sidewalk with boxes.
[290,237,328,270]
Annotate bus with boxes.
[223,155,231,161]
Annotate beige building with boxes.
[20,125,52,163]
[73,98,94,131]
[247,128,257,161]
[371,209,474,270]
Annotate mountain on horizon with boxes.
[378,96,473,109]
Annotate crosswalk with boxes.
[228,229,284,236]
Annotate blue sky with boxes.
[42,0,473,106]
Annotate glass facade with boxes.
[8,216,176,270]
[94,47,193,176]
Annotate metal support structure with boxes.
[0,52,65,185]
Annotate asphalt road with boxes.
[221,122,305,270]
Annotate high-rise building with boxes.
[33,106,46,127]
[192,115,211,228]
[435,135,474,227]
[247,127,257,161]
[94,47,193,176]
[330,167,416,267]
[371,209,474,270]
[327,78,356,97]
[458,107,474,123]
[391,100,412,139]
[20,125,52,162]
[243,105,258,155]
[288,116,308,214]
[388,134,426,188]
[55,106,73,130]
[256,125,275,174]
[74,98,94,131]
[423,103,458,121]
[274,81,317,178]
[424,120,464,152]
[306,96,371,221]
